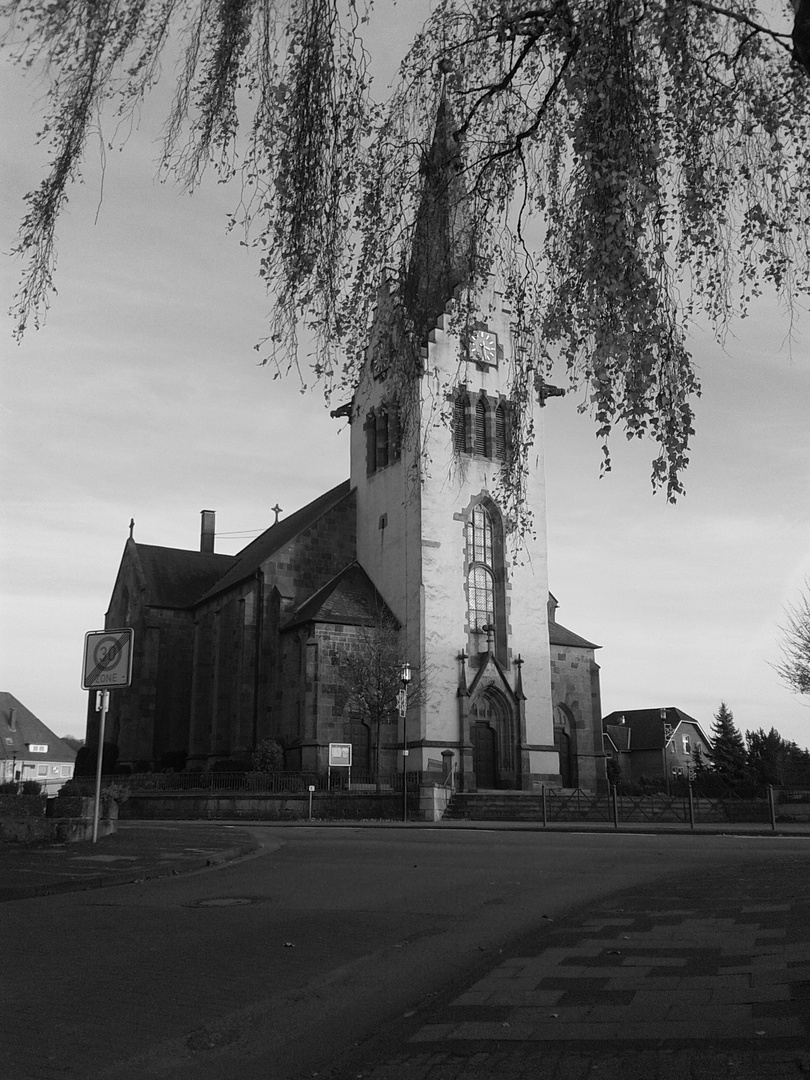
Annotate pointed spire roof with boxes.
[402,93,472,341]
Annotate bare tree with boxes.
[776,580,810,697]
[338,607,413,789]
[4,1,810,510]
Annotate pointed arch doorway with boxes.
[469,688,515,790]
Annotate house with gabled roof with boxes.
[603,708,713,785]
[1,693,77,794]
[87,98,607,793]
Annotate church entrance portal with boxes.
[471,722,497,789]
[470,690,515,789]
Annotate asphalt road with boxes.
[4,826,808,1080]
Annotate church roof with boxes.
[284,563,396,629]
[133,544,235,609]
[549,619,600,650]
[0,693,77,764]
[602,708,707,750]
[198,480,352,603]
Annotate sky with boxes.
[1,4,809,748]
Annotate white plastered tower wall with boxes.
[351,279,560,790]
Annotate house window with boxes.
[61,765,72,776]
[37,764,48,776]
[29,744,48,753]
[682,735,691,755]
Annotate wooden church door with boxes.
[471,723,497,789]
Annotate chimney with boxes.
[200,510,215,554]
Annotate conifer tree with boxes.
[708,701,749,788]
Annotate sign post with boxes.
[328,742,352,790]
[82,629,134,843]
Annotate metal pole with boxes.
[688,781,695,830]
[92,690,109,844]
[612,784,619,829]
[768,785,777,831]
[402,746,408,823]
[541,784,547,827]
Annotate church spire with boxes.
[402,91,473,343]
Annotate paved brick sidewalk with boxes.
[334,854,810,1080]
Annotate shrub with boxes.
[251,739,284,773]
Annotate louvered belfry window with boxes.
[474,396,488,456]
[495,401,507,459]
[453,391,469,452]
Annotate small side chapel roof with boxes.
[548,619,600,650]
[284,562,396,630]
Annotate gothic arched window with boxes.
[466,505,495,633]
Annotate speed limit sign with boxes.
[82,628,134,689]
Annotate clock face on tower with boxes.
[472,329,498,368]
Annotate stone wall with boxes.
[121,791,406,821]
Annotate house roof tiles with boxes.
[602,708,707,749]
[0,693,77,764]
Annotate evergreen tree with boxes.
[746,727,789,787]
[708,702,749,789]
[746,726,810,787]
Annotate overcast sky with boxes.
[1,5,808,748]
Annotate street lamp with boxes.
[400,663,412,821]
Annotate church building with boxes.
[88,101,606,794]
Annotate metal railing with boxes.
[82,769,422,795]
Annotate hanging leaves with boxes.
[4,0,810,507]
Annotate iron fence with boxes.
[84,769,422,795]
[541,785,776,827]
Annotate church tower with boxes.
[349,99,559,791]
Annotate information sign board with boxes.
[328,742,352,768]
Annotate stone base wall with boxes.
[121,792,409,821]
[0,816,117,843]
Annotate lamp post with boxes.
[400,662,412,822]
